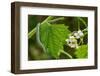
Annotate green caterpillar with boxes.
[36,23,46,52]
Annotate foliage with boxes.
[28,15,88,60]
[75,45,88,58]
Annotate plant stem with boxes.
[28,16,54,39]
[82,28,88,37]
[41,16,54,24]
[61,50,73,59]
[48,17,64,23]
[28,27,36,39]
[78,17,87,27]
[82,28,87,32]
[81,38,83,44]
[78,18,80,30]
[79,38,84,45]
[84,32,88,36]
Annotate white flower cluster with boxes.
[65,30,84,48]
[73,30,84,39]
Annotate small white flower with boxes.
[74,32,80,39]
[69,36,75,39]
[66,36,78,48]
[78,30,84,37]
[65,30,84,48]
[73,30,84,39]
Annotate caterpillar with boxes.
[36,23,46,52]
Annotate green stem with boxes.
[81,38,83,44]
[78,17,87,27]
[79,39,82,45]
[61,50,73,59]
[84,32,88,36]
[48,17,64,23]
[82,28,87,32]
[28,16,54,39]
[41,16,54,24]
[78,18,80,30]
[79,38,83,45]
[82,28,88,36]
[28,27,36,39]
[78,28,87,45]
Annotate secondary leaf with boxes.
[39,22,70,58]
[75,45,88,58]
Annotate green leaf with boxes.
[75,45,88,58]
[39,22,70,58]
